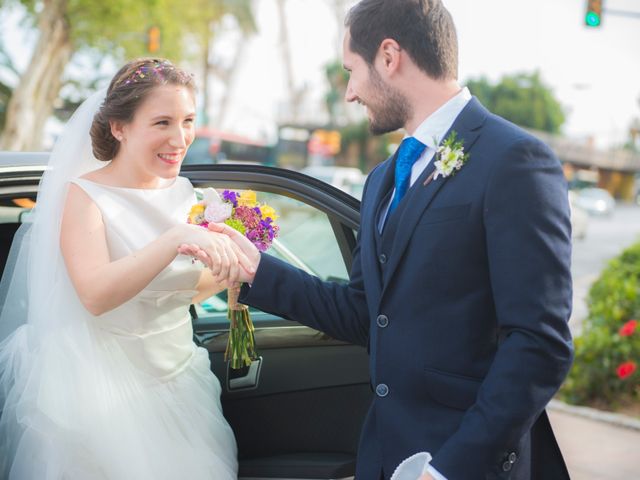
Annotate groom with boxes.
[217,0,574,478]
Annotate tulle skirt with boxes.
[0,321,238,480]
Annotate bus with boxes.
[183,128,274,166]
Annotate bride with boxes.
[0,58,254,479]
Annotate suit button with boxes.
[375,383,389,397]
[376,315,389,328]
[502,461,512,472]
[379,253,387,264]
[508,452,517,463]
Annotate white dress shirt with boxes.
[385,87,471,480]
[378,87,472,233]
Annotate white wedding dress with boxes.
[0,175,238,479]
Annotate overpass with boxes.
[530,130,640,200]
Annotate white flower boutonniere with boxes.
[432,131,470,181]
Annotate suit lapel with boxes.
[381,97,488,296]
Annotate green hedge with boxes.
[560,242,640,406]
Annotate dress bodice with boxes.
[70,176,204,378]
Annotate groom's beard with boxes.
[366,67,411,136]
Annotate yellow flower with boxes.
[260,204,278,221]
[188,204,205,224]
[238,190,257,207]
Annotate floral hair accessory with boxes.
[119,60,194,87]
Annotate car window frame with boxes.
[183,164,362,334]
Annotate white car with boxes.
[573,187,615,217]
[568,191,588,240]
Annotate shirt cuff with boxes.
[426,464,448,480]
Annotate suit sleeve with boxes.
[237,174,378,347]
[430,138,574,477]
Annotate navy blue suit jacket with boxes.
[241,98,573,480]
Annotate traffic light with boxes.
[585,0,603,27]
[147,26,161,53]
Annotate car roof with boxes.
[0,152,49,168]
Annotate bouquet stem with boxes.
[225,283,257,370]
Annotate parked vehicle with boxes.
[183,128,275,166]
[572,187,615,217]
[0,153,367,480]
[568,191,588,240]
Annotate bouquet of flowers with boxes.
[188,188,279,369]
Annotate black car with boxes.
[0,153,370,480]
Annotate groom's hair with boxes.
[90,58,196,162]
[346,0,458,81]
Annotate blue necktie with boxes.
[388,137,427,216]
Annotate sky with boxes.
[211,0,640,148]
[2,0,639,149]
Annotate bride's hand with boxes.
[177,243,211,265]
[172,225,255,283]
[207,222,261,283]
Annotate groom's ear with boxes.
[378,38,402,74]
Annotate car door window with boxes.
[193,189,350,323]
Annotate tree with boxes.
[0,35,19,132]
[466,71,566,134]
[624,118,640,153]
[622,95,639,152]
[324,59,349,126]
[196,0,256,127]
[0,0,255,150]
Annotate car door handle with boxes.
[228,357,263,391]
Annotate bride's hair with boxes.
[90,58,196,162]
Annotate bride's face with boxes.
[116,85,196,182]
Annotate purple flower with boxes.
[222,190,238,207]
[256,242,269,252]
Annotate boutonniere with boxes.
[423,131,470,186]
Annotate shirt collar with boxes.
[411,87,472,150]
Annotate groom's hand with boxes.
[208,222,260,283]
[418,474,434,480]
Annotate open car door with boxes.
[183,164,371,480]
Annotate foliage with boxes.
[0,0,253,61]
[466,71,566,134]
[337,119,396,172]
[560,242,640,406]
[0,0,255,142]
[324,59,349,126]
